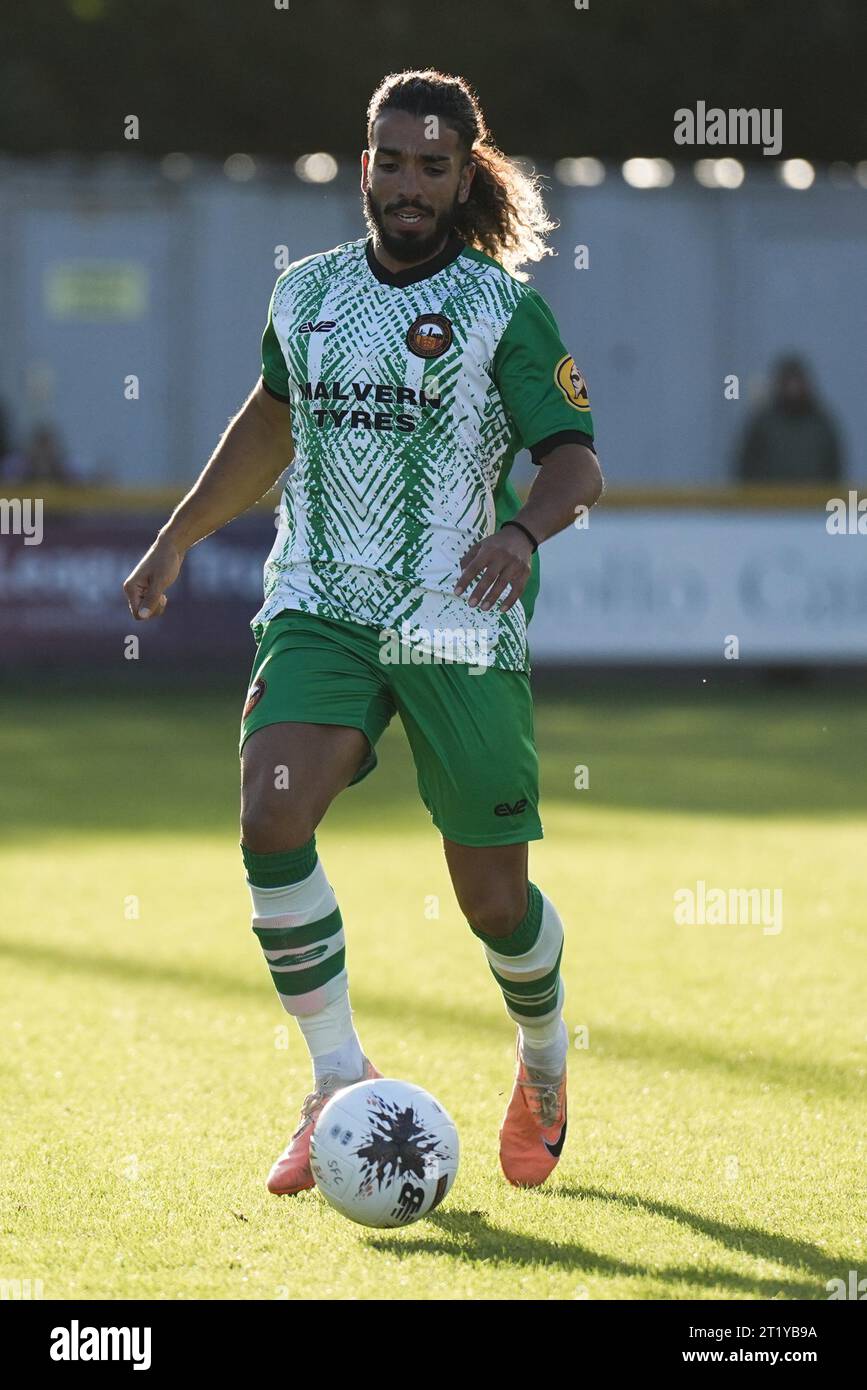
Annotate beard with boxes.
[363,186,460,263]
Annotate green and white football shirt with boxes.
[255,233,595,671]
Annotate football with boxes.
[309,1078,459,1228]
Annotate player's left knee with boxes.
[460,892,526,940]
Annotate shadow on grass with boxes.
[587,1023,862,1100]
[0,686,866,840]
[0,937,861,1100]
[0,934,505,1033]
[363,1196,852,1299]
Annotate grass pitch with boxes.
[1,679,864,1300]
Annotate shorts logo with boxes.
[494,798,528,817]
[554,355,591,411]
[406,313,453,359]
[243,676,267,720]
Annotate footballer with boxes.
[124,70,603,1192]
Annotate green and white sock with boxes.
[243,837,364,1083]
[470,882,568,1078]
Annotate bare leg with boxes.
[240,721,370,851]
[444,836,568,1082]
[442,837,529,938]
[241,721,374,1134]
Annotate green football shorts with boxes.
[239,609,542,847]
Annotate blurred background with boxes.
[1,0,865,671]
[5,3,867,1304]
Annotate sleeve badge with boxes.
[554,355,591,411]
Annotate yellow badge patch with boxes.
[554,355,591,411]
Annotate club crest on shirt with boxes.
[243,676,267,719]
[554,355,591,411]
[406,313,453,359]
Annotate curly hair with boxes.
[366,69,555,282]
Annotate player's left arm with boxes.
[511,433,603,550]
[455,290,604,612]
[455,441,602,611]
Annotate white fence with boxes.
[0,161,865,491]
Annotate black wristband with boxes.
[500,519,539,553]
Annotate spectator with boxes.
[735,356,843,485]
[18,423,79,485]
[0,400,20,481]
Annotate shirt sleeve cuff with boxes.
[529,429,596,463]
[261,375,292,403]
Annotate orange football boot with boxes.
[266,1057,382,1195]
[499,1039,567,1187]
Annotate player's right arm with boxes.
[123,378,294,620]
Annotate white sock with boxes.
[480,888,568,1078]
[303,995,365,1083]
[249,861,365,1083]
[519,1013,568,1078]
[312,1041,365,1084]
